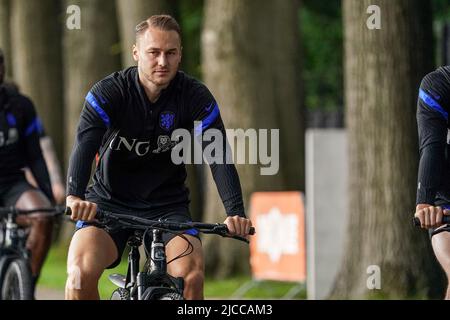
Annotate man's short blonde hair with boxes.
[135,15,181,43]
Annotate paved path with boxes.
[35,287,64,300]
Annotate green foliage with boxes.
[299,0,448,111]
[300,0,343,111]
[178,0,204,80]
[433,0,450,20]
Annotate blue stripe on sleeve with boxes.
[194,102,220,136]
[6,113,16,126]
[86,92,111,127]
[36,117,44,135]
[25,117,39,136]
[419,89,448,120]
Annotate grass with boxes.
[38,244,306,300]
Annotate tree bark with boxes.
[59,0,121,244]
[201,0,304,277]
[272,0,304,190]
[0,0,12,80]
[10,0,64,161]
[116,0,177,68]
[331,0,445,299]
[63,0,121,165]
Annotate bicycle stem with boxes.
[150,229,167,274]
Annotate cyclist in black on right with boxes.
[414,65,450,299]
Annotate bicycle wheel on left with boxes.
[1,258,33,300]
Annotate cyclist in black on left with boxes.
[0,48,55,294]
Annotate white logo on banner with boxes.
[256,207,299,262]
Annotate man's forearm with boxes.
[40,136,64,185]
[416,144,445,205]
[210,162,246,217]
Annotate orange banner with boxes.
[249,191,306,282]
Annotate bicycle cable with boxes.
[141,227,195,266]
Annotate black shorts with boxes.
[74,205,200,269]
[0,177,37,207]
[429,204,450,238]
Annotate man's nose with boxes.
[158,53,168,67]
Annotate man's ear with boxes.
[132,44,139,62]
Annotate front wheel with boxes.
[111,288,130,300]
[1,258,33,300]
[158,292,184,300]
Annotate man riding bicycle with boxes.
[65,15,253,300]
[0,48,56,295]
[414,65,450,299]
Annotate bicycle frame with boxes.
[1,207,64,259]
[1,211,31,260]
[109,228,184,300]
[0,206,64,300]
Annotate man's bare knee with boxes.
[31,216,54,231]
[67,254,103,291]
[16,190,50,210]
[66,227,117,292]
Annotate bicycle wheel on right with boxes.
[1,257,33,300]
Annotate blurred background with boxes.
[1,0,450,299]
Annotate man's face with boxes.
[0,53,4,85]
[133,27,182,88]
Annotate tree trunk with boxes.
[177,0,205,221]
[10,0,64,161]
[201,0,303,277]
[59,0,121,245]
[272,0,304,190]
[63,0,121,165]
[116,0,177,68]
[331,0,445,299]
[0,0,12,80]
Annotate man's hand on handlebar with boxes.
[414,204,450,229]
[223,215,254,238]
[66,195,97,221]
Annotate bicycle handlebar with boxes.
[65,207,255,243]
[413,216,450,227]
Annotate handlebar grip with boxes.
[249,227,255,235]
[65,207,104,219]
[413,215,450,227]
